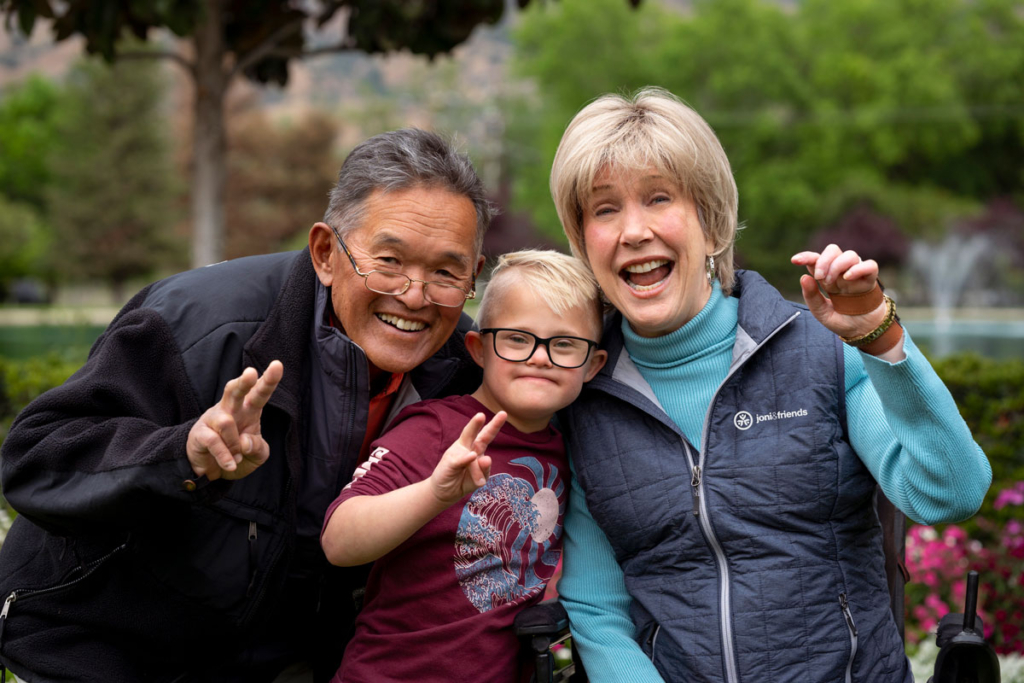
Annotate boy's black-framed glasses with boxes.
[478,328,598,369]
[331,226,476,308]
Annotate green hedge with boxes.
[929,353,1024,524]
[0,350,1022,516]
[0,353,84,521]
[1,353,84,437]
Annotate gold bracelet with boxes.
[841,294,897,347]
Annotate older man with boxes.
[0,129,490,683]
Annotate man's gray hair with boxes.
[323,128,493,252]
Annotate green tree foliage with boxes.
[510,0,674,234]
[510,0,1024,286]
[0,197,50,297]
[47,56,184,298]
[1,0,529,268]
[0,77,62,296]
[0,75,62,211]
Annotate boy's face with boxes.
[467,288,607,433]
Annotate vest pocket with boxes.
[640,621,662,664]
[132,500,279,623]
[839,592,859,683]
[649,624,662,663]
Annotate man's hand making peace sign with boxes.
[185,361,284,481]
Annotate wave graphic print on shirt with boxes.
[454,456,565,613]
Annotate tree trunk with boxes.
[191,0,227,268]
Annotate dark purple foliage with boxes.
[811,204,911,268]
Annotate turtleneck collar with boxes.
[622,282,738,368]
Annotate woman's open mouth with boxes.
[620,259,673,292]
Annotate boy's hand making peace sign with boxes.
[430,411,507,505]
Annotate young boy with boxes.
[321,249,608,683]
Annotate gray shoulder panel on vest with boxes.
[732,324,757,369]
[611,349,666,413]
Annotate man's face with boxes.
[320,186,481,374]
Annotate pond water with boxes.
[903,319,1024,360]
[0,325,107,360]
[0,320,1021,362]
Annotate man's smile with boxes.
[376,313,428,332]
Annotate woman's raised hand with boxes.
[791,245,887,340]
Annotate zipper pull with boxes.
[690,466,702,517]
[0,591,16,647]
[839,593,858,637]
[247,522,259,597]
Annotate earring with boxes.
[706,255,716,287]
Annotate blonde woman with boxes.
[550,88,991,683]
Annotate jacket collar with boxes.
[243,249,317,420]
[728,269,803,345]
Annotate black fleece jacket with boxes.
[0,250,481,682]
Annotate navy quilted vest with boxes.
[560,271,910,683]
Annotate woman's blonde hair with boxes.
[477,249,603,338]
[550,87,740,294]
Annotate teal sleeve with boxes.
[843,332,992,524]
[558,467,667,683]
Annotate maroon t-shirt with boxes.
[326,395,568,683]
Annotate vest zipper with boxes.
[690,311,801,683]
[839,593,859,683]
[690,466,701,516]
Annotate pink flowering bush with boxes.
[906,481,1024,654]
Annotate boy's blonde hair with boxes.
[477,249,603,337]
[550,87,740,294]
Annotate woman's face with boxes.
[582,166,715,338]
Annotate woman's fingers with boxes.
[799,274,830,317]
[790,251,820,269]
[813,244,843,281]
[825,250,861,285]
[842,259,878,283]
[793,246,878,293]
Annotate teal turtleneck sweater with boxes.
[620,282,738,451]
[559,282,992,683]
